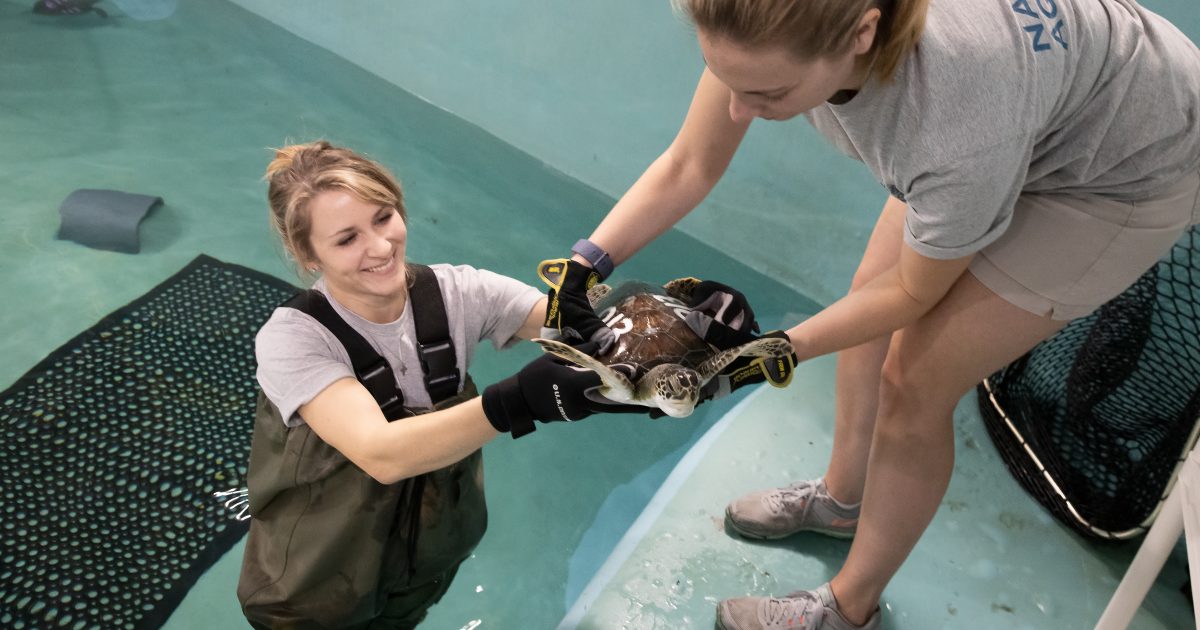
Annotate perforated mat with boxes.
[0,255,297,629]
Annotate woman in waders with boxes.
[236,141,649,628]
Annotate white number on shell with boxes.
[599,306,633,339]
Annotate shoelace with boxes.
[761,590,824,627]
[764,480,818,518]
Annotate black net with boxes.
[978,226,1200,540]
[0,255,296,629]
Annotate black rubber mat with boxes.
[0,255,297,629]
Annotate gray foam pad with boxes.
[56,188,163,254]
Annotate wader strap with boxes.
[284,290,408,420]
[408,265,461,403]
[280,263,462,417]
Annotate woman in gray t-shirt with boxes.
[547,1,1200,628]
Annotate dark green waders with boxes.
[236,384,485,629]
[237,266,486,629]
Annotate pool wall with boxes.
[224,0,1200,307]
[223,0,882,305]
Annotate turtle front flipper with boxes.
[663,277,702,303]
[585,283,612,309]
[641,364,702,418]
[696,337,794,383]
[532,338,637,403]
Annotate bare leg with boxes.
[830,272,1067,625]
[824,197,907,504]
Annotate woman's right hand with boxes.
[538,259,616,352]
[481,342,649,437]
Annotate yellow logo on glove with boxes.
[757,355,795,388]
[537,258,568,291]
[538,259,568,329]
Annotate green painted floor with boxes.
[565,357,1193,629]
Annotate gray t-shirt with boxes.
[805,0,1200,259]
[256,264,542,427]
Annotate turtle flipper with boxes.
[663,277,702,303]
[695,337,794,383]
[532,338,637,402]
[585,283,612,309]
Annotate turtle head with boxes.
[653,366,701,418]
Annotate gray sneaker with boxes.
[725,478,859,539]
[715,583,881,630]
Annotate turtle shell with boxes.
[592,282,713,382]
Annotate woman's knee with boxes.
[876,351,961,429]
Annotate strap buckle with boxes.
[359,360,407,420]
[418,340,461,397]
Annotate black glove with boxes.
[538,259,616,352]
[699,330,797,402]
[676,278,761,350]
[482,342,650,437]
[669,277,792,401]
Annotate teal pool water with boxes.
[0,1,816,628]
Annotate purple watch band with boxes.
[571,238,614,280]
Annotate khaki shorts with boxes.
[969,170,1200,321]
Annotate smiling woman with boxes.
[264,142,410,288]
[237,141,656,628]
[304,190,410,321]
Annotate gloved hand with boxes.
[538,259,616,353]
[668,277,794,401]
[699,330,797,402]
[675,278,761,350]
[482,342,650,437]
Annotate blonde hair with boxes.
[264,140,407,274]
[675,0,929,82]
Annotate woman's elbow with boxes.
[361,459,415,485]
[354,440,416,485]
[369,469,406,485]
[661,147,722,192]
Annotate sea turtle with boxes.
[534,279,793,418]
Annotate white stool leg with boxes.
[1179,454,1200,625]
[1095,479,1185,629]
